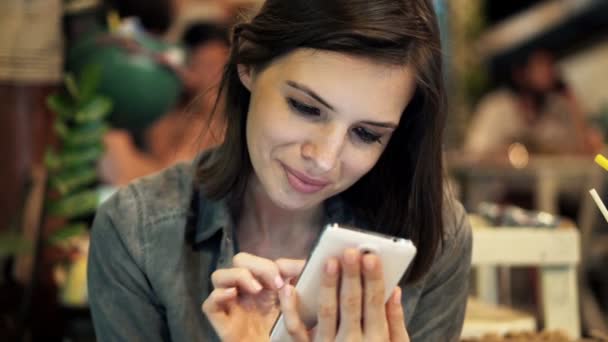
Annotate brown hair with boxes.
[198,0,446,283]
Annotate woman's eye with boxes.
[353,127,382,144]
[287,98,321,116]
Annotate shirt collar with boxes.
[189,150,234,245]
[193,192,232,244]
[193,191,356,244]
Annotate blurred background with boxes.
[0,0,607,341]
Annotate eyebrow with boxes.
[286,80,335,111]
[360,120,398,129]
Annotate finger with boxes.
[339,248,363,333]
[362,253,389,335]
[308,326,318,339]
[233,252,285,290]
[315,257,339,340]
[278,285,309,342]
[201,287,238,328]
[386,287,410,342]
[275,258,306,280]
[211,268,263,294]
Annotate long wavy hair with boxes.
[197,0,446,283]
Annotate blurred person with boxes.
[99,22,229,185]
[167,0,258,40]
[465,49,603,158]
[179,22,231,112]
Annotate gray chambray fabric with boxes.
[87,154,472,342]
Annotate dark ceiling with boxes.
[483,0,608,80]
[485,0,545,25]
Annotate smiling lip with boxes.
[282,164,330,194]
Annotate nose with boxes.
[301,124,346,173]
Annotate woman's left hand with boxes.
[277,248,410,341]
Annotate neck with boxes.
[237,175,324,258]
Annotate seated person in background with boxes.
[465,49,603,159]
[100,22,229,185]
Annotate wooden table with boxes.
[462,297,537,339]
[448,153,595,215]
[471,222,581,338]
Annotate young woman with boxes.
[87,0,472,341]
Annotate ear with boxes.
[237,64,254,91]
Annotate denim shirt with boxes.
[87,157,472,342]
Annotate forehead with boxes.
[258,48,417,121]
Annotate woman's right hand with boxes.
[202,252,305,342]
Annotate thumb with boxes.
[201,287,238,330]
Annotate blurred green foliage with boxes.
[0,64,111,259]
[45,63,111,230]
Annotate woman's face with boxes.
[525,51,557,92]
[240,49,416,211]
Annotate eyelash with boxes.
[287,97,383,145]
[352,127,382,144]
[287,98,320,116]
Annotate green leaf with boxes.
[62,122,109,147]
[65,74,80,102]
[47,190,99,219]
[49,168,98,196]
[54,120,70,139]
[45,149,61,171]
[78,63,103,105]
[47,223,88,246]
[49,143,104,170]
[0,232,32,258]
[74,97,112,124]
[47,94,74,120]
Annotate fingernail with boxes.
[393,287,402,305]
[274,275,285,289]
[344,249,358,264]
[225,287,237,295]
[252,280,263,292]
[363,255,376,271]
[325,259,337,275]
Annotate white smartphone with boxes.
[270,223,417,342]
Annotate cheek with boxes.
[247,96,297,157]
[249,93,306,147]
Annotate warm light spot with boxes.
[508,142,529,169]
